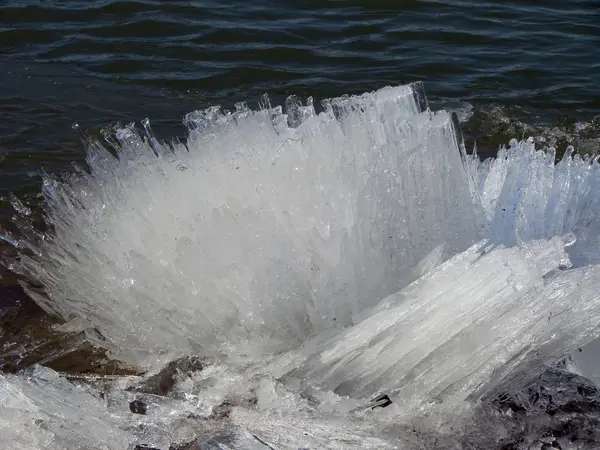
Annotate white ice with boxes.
[0,366,132,450]
[3,82,600,449]
[15,82,480,368]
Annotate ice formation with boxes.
[13,82,481,368]
[3,82,600,448]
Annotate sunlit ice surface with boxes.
[2,82,600,449]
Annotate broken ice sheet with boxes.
[0,365,132,450]
[270,235,600,412]
[0,361,399,450]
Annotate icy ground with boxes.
[2,82,600,449]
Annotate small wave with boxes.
[460,103,600,160]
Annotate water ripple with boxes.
[0,0,598,197]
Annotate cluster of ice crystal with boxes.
[3,82,600,448]
[467,139,600,266]
[14,82,481,368]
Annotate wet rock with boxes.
[371,393,392,410]
[497,368,600,417]
[129,399,147,415]
[461,105,600,163]
[128,356,204,396]
[208,401,232,420]
[461,368,600,449]
[0,242,138,376]
[461,104,537,159]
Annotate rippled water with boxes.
[0,0,599,198]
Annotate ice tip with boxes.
[72,121,92,148]
[8,192,32,216]
[410,80,429,113]
[258,93,272,111]
[450,111,467,160]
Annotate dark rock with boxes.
[134,446,160,450]
[463,367,600,448]
[129,399,147,415]
[169,442,199,450]
[0,252,137,376]
[207,395,257,421]
[496,368,600,417]
[371,393,392,410]
[499,442,522,450]
[128,356,203,396]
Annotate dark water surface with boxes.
[0,0,599,195]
